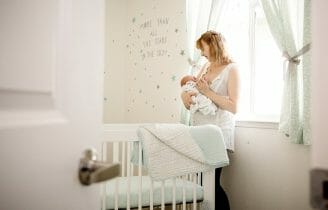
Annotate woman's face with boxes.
[200,40,213,61]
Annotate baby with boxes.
[180,75,217,115]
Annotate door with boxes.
[0,0,104,209]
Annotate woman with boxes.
[181,31,240,210]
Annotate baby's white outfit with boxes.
[182,81,217,115]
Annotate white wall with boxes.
[104,1,314,209]
[311,0,328,170]
[222,124,313,210]
[104,0,128,122]
[310,1,328,208]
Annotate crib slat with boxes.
[138,142,142,210]
[183,175,186,210]
[115,177,119,210]
[127,142,131,210]
[122,142,126,176]
[172,178,176,210]
[101,142,107,210]
[113,142,119,210]
[193,173,197,210]
[161,180,165,210]
[150,179,154,210]
[131,161,135,176]
[113,142,119,162]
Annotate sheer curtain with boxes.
[260,0,311,144]
[181,0,228,125]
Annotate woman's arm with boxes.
[181,91,196,109]
[180,63,209,109]
[196,62,209,80]
[197,67,240,114]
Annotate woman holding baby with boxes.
[181,30,240,210]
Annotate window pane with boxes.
[253,7,283,116]
[216,0,250,116]
[212,0,283,120]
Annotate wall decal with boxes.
[105,0,188,123]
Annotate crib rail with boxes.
[102,124,203,210]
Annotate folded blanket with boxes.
[134,123,229,180]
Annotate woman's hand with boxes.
[181,91,196,109]
[196,76,210,95]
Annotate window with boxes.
[214,0,283,122]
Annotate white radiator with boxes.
[102,124,215,210]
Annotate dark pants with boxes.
[215,167,230,210]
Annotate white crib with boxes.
[101,124,216,210]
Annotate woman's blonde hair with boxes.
[196,31,233,65]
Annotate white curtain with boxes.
[260,0,311,144]
[181,0,227,125]
[185,0,228,75]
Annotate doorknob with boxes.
[79,148,121,185]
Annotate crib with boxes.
[101,124,216,210]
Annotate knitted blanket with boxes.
[136,123,229,180]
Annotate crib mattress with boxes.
[105,176,203,209]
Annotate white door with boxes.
[0,0,105,209]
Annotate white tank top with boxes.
[191,62,236,152]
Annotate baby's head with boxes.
[180,75,196,86]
